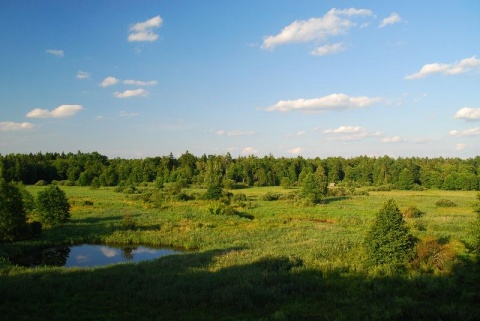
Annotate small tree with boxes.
[300,172,327,203]
[364,199,416,267]
[0,179,27,241]
[36,185,71,226]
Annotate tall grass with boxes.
[1,186,478,320]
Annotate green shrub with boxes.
[36,185,71,227]
[205,184,223,200]
[435,199,458,207]
[121,214,137,230]
[0,179,28,241]
[35,180,47,186]
[260,192,281,201]
[364,199,416,268]
[403,206,425,218]
[411,236,456,274]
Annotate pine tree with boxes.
[364,199,416,267]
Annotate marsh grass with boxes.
[1,186,479,320]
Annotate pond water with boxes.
[11,244,180,268]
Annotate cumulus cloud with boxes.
[242,147,258,154]
[381,136,407,143]
[216,130,255,136]
[128,15,163,42]
[261,8,372,50]
[456,143,467,151]
[265,93,382,113]
[45,49,64,57]
[76,71,90,79]
[379,12,402,28]
[288,147,302,155]
[311,42,346,56]
[114,89,147,98]
[323,125,380,141]
[449,127,480,137]
[26,105,83,118]
[454,107,480,121]
[405,56,480,80]
[100,76,119,87]
[0,122,35,131]
[123,79,157,86]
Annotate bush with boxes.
[205,184,223,200]
[364,199,416,268]
[121,214,137,230]
[36,185,71,227]
[35,180,47,186]
[260,192,281,201]
[0,179,28,241]
[435,199,458,207]
[403,206,425,218]
[411,236,456,274]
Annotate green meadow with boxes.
[1,186,479,320]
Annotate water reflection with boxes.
[11,244,179,268]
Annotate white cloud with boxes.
[379,12,402,28]
[45,49,64,58]
[381,136,406,143]
[216,130,255,136]
[265,93,382,113]
[0,122,35,131]
[323,125,380,141]
[114,89,147,98]
[456,143,467,151]
[242,147,258,154]
[405,56,480,80]
[100,76,119,87]
[123,79,157,86]
[454,107,480,121]
[26,105,83,118]
[449,127,480,137]
[261,8,372,50]
[288,147,302,155]
[76,71,90,79]
[128,16,163,42]
[311,42,346,56]
[324,125,363,134]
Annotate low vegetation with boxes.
[0,182,478,320]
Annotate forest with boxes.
[1,151,479,190]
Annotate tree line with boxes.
[0,151,479,190]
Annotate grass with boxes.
[1,186,479,320]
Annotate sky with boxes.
[1,0,479,159]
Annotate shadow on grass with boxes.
[323,196,351,204]
[1,248,479,321]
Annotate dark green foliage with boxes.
[36,185,71,226]
[473,194,480,256]
[364,199,416,267]
[260,192,281,201]
[300,172,327,203]
[435,199,458,207]
[205,184,223,200]
[0,179,27,241]
[121,214,137,230]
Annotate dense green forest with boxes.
[1,151,479,190]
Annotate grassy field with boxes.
[1,186,479,320]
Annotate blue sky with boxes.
[1,0,479,159]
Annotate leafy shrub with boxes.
[261,192,281,201]
[36,185,71,226]
[278,192,297,200]
[205,184,223,200]
[35,180,47,186]
[403,206,425,218]
[0,179,28,241]
[411,236,456,274]
[435,199,458,207]
[121,214,137,230]
[364,199,416,268]
[232,193,247,202]
[207,202,237,216]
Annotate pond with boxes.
[11,244,181,268]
